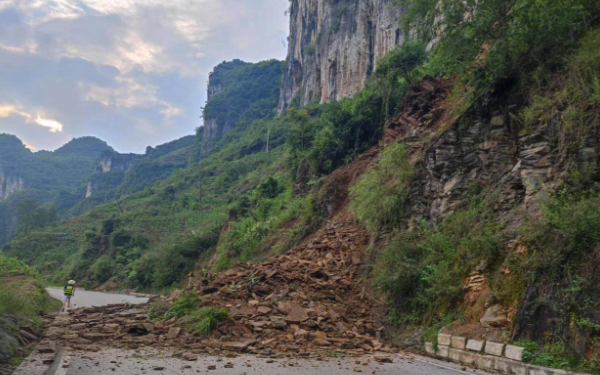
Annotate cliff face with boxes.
[0,170,24,202]
[279,0,406,110]
[200,59,284,154]
[96,152,141,173]
[202,80,230,153]
[86,152,142,198]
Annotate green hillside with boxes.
[0,136,114,246]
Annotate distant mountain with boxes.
[76,135,196,214]
[54,136,113,159]
[0,58,287,290]
[0,133,197,246]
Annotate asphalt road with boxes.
[46,287,149,308]
[24,347,494,375]
[15,290,494,375]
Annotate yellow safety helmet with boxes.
[68,280,76,285]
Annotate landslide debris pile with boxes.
[43,221,393,357]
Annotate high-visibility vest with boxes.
[64,285,75,295]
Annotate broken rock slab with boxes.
[284,305,309,323]
[221,341,251,352]
[166,327,181,340]
[182,352,198,361]
[37,341,56,354]
[480,304,509,328]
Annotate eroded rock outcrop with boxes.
[279,0,407,110]
[0,170,24,202]
[385,78,575,224]
[96,151,141,174]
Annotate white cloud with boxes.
[0,0,289,152]
[34,116,63,132]
[28,0,84,23]
[0,0,17,12]
[0,103,64,133]
[160,104,183,120]
[82,77,183,120]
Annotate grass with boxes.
[0,256,61,370]
[515,341,579,370]
[163,291,200,318]
[186,307,230,336]
[0,256,61,326]
[350,143,413,233]
[374,192,502,326]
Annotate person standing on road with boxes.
[62,280,76,311]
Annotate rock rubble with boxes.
[42,221,396,358]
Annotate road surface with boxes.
[18,347,493,375]
[16,290,493,375]
[46,287,149,308]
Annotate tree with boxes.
[15,199,57,235]
[375,40,427,84]
[401,0,598,94]
[16,199,38,234]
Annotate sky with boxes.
[0,0,289,153]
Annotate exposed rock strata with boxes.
[385,78,573,224]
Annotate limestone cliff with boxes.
[96,152,141,173]
[279,0,406,110]
[0,170,24,202]
[202,76,228,153]
[200,59,284,154]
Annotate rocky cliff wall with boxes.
[384,78,577,224]
[279,0,406,110]
[202,82,231,154]
[383,78,600,353]
[0,169,24,202]
[96,153,141,173]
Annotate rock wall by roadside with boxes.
[279,0,406,110]
[383,78,600,358]
[384,78,586,225]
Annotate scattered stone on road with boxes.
[40,221,393,359]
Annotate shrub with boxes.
[375,40,427,84]
[90,255,113,284]
[375,199,502,324]
[350,143,413,233]
[404,0,600,105]
[147,300,170,320]
[515,341,578,370]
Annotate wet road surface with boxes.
[20,347,493,375]
[16,290,492,375]
[46,287,149,308]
